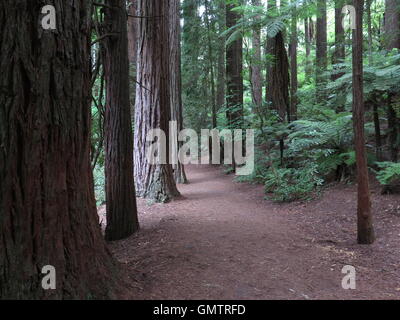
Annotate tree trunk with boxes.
[226,1,244,129]
[304,17,312,80]
[251,0,263,114]
[103,0,139,241]
[0,0,117,298]
[352,0,375,244]
[265,0,276,104]
[134,0,180,203]
[332,0,346,80]
[384,0,400,50]
[289,0,298,121]
[205,0,217,129]
[316,0,328,104]
[216,0,226,117]
[385,0,400,162]
[366,0,373,65]
[127,0,139,123]
[169,0,188,184]
[269,32,290,122]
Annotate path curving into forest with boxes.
[105,165,400,300]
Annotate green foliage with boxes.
[263,163,324,202]
[376,162,400,185]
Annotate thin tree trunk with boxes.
[289,0,298,121]
[127,0,139,123]
[352,0,375,244]
[134,0,180,202]
[205,0,217,129]
[332,0,346,80]
[0,0,117,298]
[366,0,373,65]
[304,17,312,80]
[316,0,328,104]
[251,0,263,114]
[103,0,139,241]
[216,0,226,116]
[265,0,276,105]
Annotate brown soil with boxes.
[100,164,400,300]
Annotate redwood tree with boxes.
[250,0,263,114]
[352,0,375,244]
[134,0,180,202]
[103,0,139,241]
[316,0,327,104]
[226,0,244,129]
[169,0,188,184]
[384,0,400,162]
[0,0,116,298]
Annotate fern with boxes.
[376,162,400,185]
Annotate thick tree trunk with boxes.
[269,32,290,122]
[169,0,188,184]
[384,0,400,50]
[384,0,400,162]
[316,0,328,104]
[289,0,298,121]
[134,0,180,203]
[103,0,139,241]
[0,0,117,298]
[226,1,244,129]
[352,0,375,244]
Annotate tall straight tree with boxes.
[216,0,226,117]
[226,0,244,133]
[103,0,139,240]
[127,0,139,121]
[352,0,375,244]
[265,0,276,104]
[304,17,312,80]
[134,0,180,202]
[0,0,116,298]
[250,0,263,114]
[332,0,345,81]
[289,0,298,121]
[316,0,328,104]
[169,0,188,184]
[384,0,400,162]
[204,0,217,129]
[384,0,400,50]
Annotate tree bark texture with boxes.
[134,0,180,203]
[0,0,117,298]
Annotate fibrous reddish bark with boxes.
[169,0,187,184]
[352,0,375,244]
[0,0,116,299]
[103,0,139,241]
[134,0,180,203]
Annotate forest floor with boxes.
[99,164,400,300]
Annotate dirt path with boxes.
[106,165,400,300]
